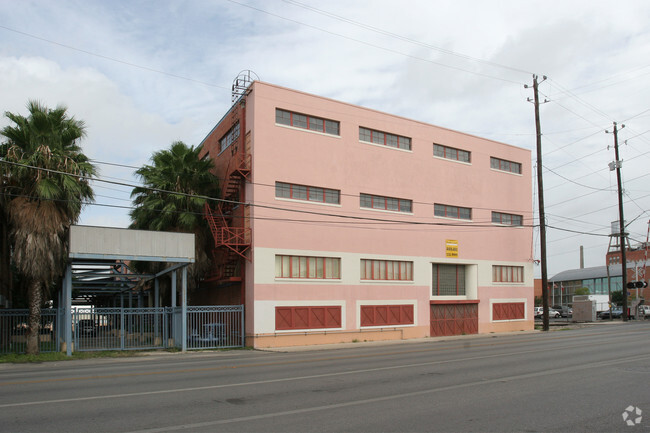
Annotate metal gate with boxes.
[430,303,478,337]
[73,307,169,351]
[72,306,245,351]
[0,305,244,354]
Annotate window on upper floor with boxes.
[434,203,471,220]
[432,264,466,296]
[490,156,522,174]
[275,182,340,205]
[219,122,240,154]
[359,127,411,150]
[492,211,523,226]
[275,255,341,279]
[492,265,524,283]
[360,193,412,213]
[434,143,470,163]
[361,259,413,281]
[276,108,340,136]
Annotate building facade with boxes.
[547,266,623,307]
[197,81,534,348]
[606,241,650,302]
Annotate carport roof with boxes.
[550,265,622,282]
[67,225,195,297]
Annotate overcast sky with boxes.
[1,0,649,278]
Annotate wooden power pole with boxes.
[608,122,628,321]
[526,75,549,331]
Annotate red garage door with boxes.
[430,303,478,336]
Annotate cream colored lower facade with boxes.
[247,247,534,348]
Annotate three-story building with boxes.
[198,81,533,348]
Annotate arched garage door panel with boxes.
[430,303,478,336]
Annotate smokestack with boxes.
[580,245,584,269]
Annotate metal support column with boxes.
[181,267,187,352]
[64,265,72,356]
[171,271,177,308]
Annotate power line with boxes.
[0,24,230,90]
[225,0,525,85]
[543,165,614,192]
[282,0,532,76]
[0,158,534,228]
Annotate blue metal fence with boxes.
[0,309,60,354]
[0,305,244,354]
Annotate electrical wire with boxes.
[224,0,525,85]
[0,25,230,90]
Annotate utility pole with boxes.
[526,75,549,331]
[607,122,628,321]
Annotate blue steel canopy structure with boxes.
[63,225,195,354]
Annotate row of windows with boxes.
[492,212,523,226]
[359,127,411,150]
[360,193,412,213]
[434,144,470,163]
[276,182,522,224]
[490,157,521,174]
[275,182,340,204]
[275,255,524,286]
[434,203,471,220]
[275,255,341,279]
[276,109,340,136]
[360,259,413,281]
[219,122,240,154]
[275,108,521,174]
[493,265,524,283]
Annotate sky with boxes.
[1,0,650,278]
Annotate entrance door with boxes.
[430,303,478,336]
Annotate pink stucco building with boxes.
[197,81,534,348]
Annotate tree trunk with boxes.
[26,279,42,355]
[0,213,10,307]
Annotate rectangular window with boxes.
[359,127,411,151]
[219,122,240,154]
[434,203,471,220]
[275,255,341,279]
[360,259,413,281]
[275,182,340,204]
[492,265,524,283]
[492,211,523,226]
[360,193,412,213]
[493,302,525,320]
[360,305,414,326]
[276,306,342,330]
[432,264,465,296]
[434,144,470,163]
[276,108,340,136]
[490,156,522,174]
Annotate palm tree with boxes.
[130,141,219,292]
[0,100,95,354]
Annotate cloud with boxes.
[0,55,208,227]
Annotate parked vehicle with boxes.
[76,319,97,336]
[598,307,622,319]
[552,305,573,318]
[533,307,560,318]
[190,323,226,344]
[639,305,650,317]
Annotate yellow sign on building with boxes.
[446,239,459,257]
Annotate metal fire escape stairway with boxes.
[204,149,252,283]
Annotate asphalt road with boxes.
[1,321,650,432]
